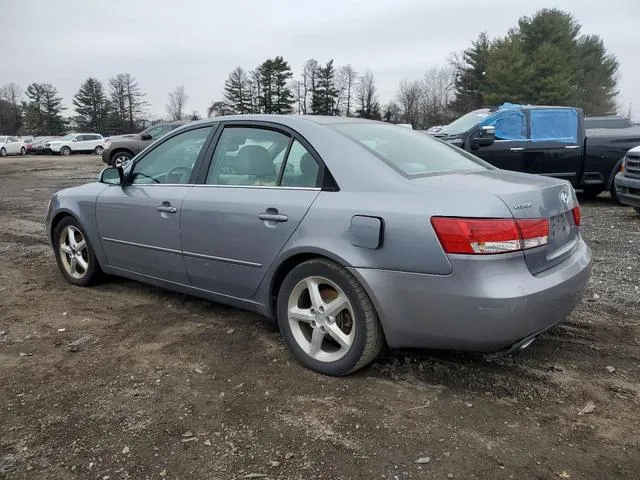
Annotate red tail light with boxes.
[572,205,581,226]
[431,217,549,255]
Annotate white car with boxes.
[0,136,27,156]
[45,133,105,156]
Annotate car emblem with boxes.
[559,190,569,206]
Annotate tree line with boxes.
[0,8,621,136]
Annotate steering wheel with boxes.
[167,166,192,183]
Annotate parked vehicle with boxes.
[102,121,187,166]
[0,136,26,156]
[46,116,592,375]
[434,104,640,200]
[30,137,56,154]
[584,116,636,130]
[614,145,640,215]
[44,134,105,156]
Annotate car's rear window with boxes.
[332,123,488,177]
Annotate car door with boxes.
[96,125,214,283]
[471,109,528,172]
[181,123,321,299]
[6,137,20,154]
[71,135,86,152]
[86,134,100,150]
[521,108,584,185]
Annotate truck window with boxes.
[480,111,526,140]
[530,109,578,143]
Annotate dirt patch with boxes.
[0,155,639,479]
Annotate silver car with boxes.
[46,116,592,375]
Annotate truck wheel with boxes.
[110,151,132,167]
[610,184,621,204]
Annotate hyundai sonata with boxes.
[46,115,592,375]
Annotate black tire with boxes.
[0,147,6,157]
[52,216,101,287]
[94,146,104,155]
[610,184,621,204]
[109,151,132,167]
[276,258,384,376]
[60,146,71,156]
[20,147,26,155]
[581,187,602,200]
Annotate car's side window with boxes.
[281,140,320,188]
[75,135,85,141]
[131,127,212,185]
[206,127,290,186]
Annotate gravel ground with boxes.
[0,155,639,480]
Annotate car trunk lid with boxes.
[414,170,580,274]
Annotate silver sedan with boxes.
[46,116,592,375]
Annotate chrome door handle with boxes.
[565,145,580,149]
[509,147,525,151]
[259,213,288,222]
[157,206,177,213]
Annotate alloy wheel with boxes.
[58,225,89,279]
[287,276,355,363]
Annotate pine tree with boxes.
[73,77,108,132]
[310,60,339,115]
[575,35,618,115]
[223,67,251,114]
[483,35,534,105]
[24,83,65,135]
[258,57,293,114]
[450,32,490,113]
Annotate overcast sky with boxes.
[4,0,640,120]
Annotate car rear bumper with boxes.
[615,172,640,208]
[349,237,592,352]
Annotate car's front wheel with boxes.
[277,258,384,376]
[110,151,132,167]
[53,217,101,286]
[60,146,71,156]
[94,146,104,155]
[0,147,6,157]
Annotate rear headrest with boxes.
[238,145,273,177]
[300,153,317,176]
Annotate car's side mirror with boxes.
[472,125,496,148]
[98,166,125,185]
[72,138,78,142]
[141,133,152,141]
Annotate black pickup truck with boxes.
[433,104,640,199]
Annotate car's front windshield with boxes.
[439,109,491,136]
[333,122,488,177]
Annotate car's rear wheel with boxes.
[277,258,384,376]
[20,147,26,155]
[0,147,6,157]
[60,146,71,156]
[94,146,104,155]
[110,151,132,167]
[53,217,100,286]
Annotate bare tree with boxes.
[167,85,188,121]
[397,79,423,128]
[355,71,380,119]
[109,73,146,133]
[383,101,402,123]
[0,83,23,134]
[422,66,457,127]
[339,65,357,117]
[301,59,319,114]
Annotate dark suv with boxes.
[101,121,187,166]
